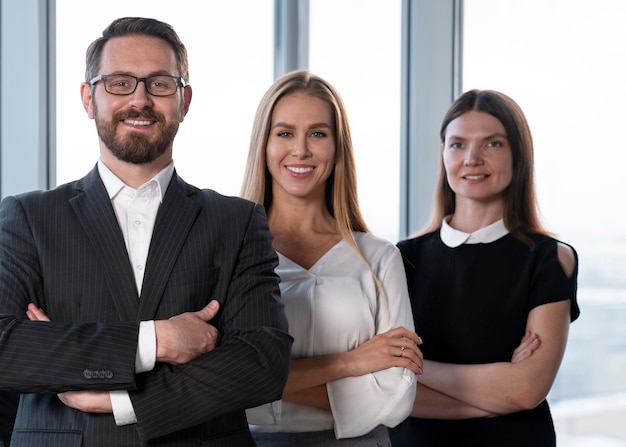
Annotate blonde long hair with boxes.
[241,70,388,306]
[241,70,369,242]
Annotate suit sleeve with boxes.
[130,202,293,441]
[0,195,139,393]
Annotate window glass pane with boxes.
[464,1,626,445]
[56,0,273,196]
[309,0,402,243]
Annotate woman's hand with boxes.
[283,326,424,408]
[345,326,424,376]
[511,330,541,363]
[419,300,569,415]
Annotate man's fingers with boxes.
[196,300,220,321]
[26,303,51,322]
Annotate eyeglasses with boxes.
[88,74,186,96]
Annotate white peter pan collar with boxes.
[440,215,509,248]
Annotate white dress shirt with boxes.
[247,232,416,439]
[97,160,173,425]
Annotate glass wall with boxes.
[56,0,401,243]
[464,1,626,445]
[54,1,623,443]
[56,0,274,196]
[309,0,402,242]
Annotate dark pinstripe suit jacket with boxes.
[0,166,292,446]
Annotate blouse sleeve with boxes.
[531,238,580,322]
[326,240,417,438]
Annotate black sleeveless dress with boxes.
[390,232,580,447]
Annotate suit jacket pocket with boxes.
[11,429,82,447]
[164,267,221,309]
[167,266,220,287]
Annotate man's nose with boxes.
[128,80,153,107]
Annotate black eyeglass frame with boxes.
[88,74,186,97]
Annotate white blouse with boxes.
[247,232,416,439]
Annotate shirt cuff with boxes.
[136,320,156,373]
[110,391,137,425]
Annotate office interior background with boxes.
[1,0,625,445]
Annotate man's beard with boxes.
[93,102,179,164]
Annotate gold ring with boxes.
[400,346,405,355]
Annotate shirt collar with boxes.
[440,215,509,248]
[97,159,174,200]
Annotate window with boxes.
[56,0,274,196]
[464,1,626,444]
[309,0,402,242]
[56,0,401,243]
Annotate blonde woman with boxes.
[241,70,423,446]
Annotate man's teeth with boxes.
[287,166,313,173]
[125,119,152,126]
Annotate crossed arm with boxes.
[26,313,568,422]
[283,327,423,409]
[31,305,421,414]
[410,330,543,419]
[26,301,221,413]
[410,243,576,419]
[283,326,423,409]
[412,300,569,419]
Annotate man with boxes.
[0,17,292,446]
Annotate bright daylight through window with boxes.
[464,1,626,445]
[55,1,626,445]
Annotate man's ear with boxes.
[81,82,95,119]
[181,85,192,121]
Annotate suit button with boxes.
[83,369,113,380]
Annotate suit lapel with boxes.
[138,174,201,319]
[69,166,140,321]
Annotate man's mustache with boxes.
[113,108,164,122]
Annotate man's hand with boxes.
[28,300,222,366]
[57,390,112,413]
[26,303,51,321]
[154,300,221,365]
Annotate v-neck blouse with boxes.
[247,232,416,439]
